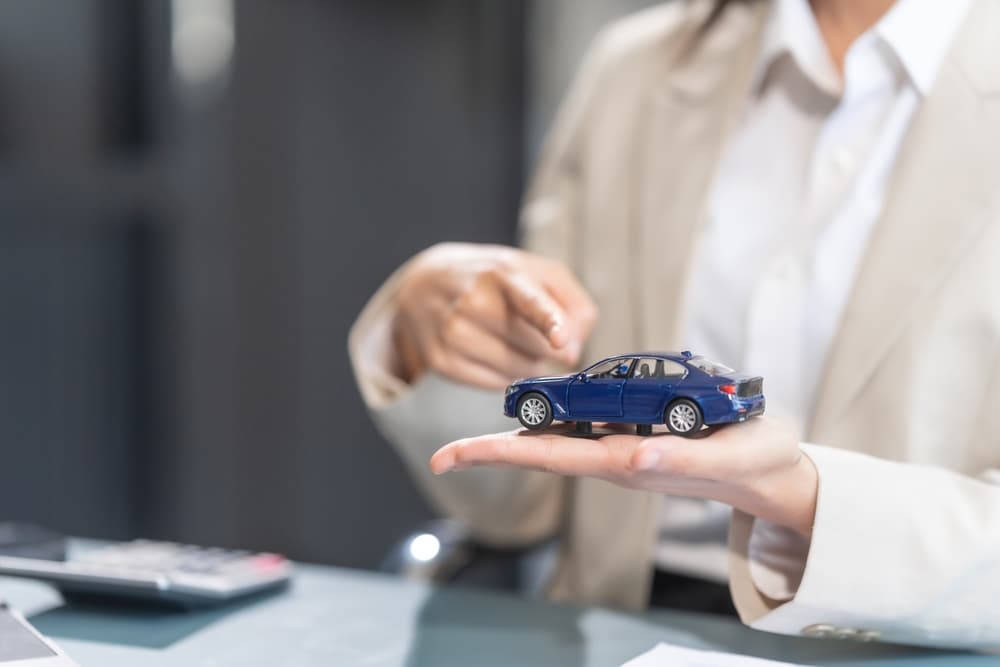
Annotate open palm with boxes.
[430,417,818,537]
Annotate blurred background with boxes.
[0,0,655,570]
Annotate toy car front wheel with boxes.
[665,399,703,436]
[517,392,553,430]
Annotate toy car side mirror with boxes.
[576,373,589,383]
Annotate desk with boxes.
[1,555,996,666]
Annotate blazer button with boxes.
[801,623,836,638]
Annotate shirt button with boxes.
[833,147,856,173]
[801,623,836,638]
[771,258,800,284]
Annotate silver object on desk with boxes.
[0,540,292,607]
[0,601,77,666]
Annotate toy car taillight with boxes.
[718,384,736,395]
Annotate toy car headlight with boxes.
[505,384,517,396]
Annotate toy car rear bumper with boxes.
[709,396,765,425]
[735,396,766,420]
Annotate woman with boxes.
[350,0,1000,648]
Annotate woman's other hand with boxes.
[391,243,598,389]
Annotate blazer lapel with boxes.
[809,0,1000,441]
[636,1,771,349]
[556,1,772,610]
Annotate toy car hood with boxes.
[509,375,570,386]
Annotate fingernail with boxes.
[431,452,454,475]
[549,322,568,347]
[634,447,661,471]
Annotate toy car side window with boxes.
[609,360,634,378]
[658,359,687,379]
[633,358,686,379]
[632,358,658,379]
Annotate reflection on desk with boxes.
[1,545,996,666]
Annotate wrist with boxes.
[389,309,424,385]
[743,451,818,538]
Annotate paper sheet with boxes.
[622,643,814,667]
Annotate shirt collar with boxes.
[752,0,840,96]
[876,0,973,96]
[752,0,974,98]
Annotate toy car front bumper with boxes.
[503,393,517,418]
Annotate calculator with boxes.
[0,540,292,607]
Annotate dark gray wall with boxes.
[0,0,525,568]
[0,0,159,539]
[0,205,155,539]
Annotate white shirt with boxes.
[655,0,973,591]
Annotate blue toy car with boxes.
[503,351,764,437]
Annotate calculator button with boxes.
[251,554,287,570]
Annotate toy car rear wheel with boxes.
[517,392,553,430]
[665,399,702,436]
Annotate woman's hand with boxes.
[430,417,818,537]
[391,243,598,389]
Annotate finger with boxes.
[440,316,547,380]
[630,433,748,479]
[535,260,599,336]
[454,285,580,365]
[629,418,794,481]
[598,421,640,434]
[506,315,582,366]
[430,430,639,477]
[493,271,571,349]
[425,345,518,390]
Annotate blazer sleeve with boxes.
[728,443,1000,649]
[347,28,617,547]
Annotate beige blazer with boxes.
[350,0,1000,648]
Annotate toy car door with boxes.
[567,358,633,419]
[622,358,687,420]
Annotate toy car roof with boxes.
[601,351,698,361]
